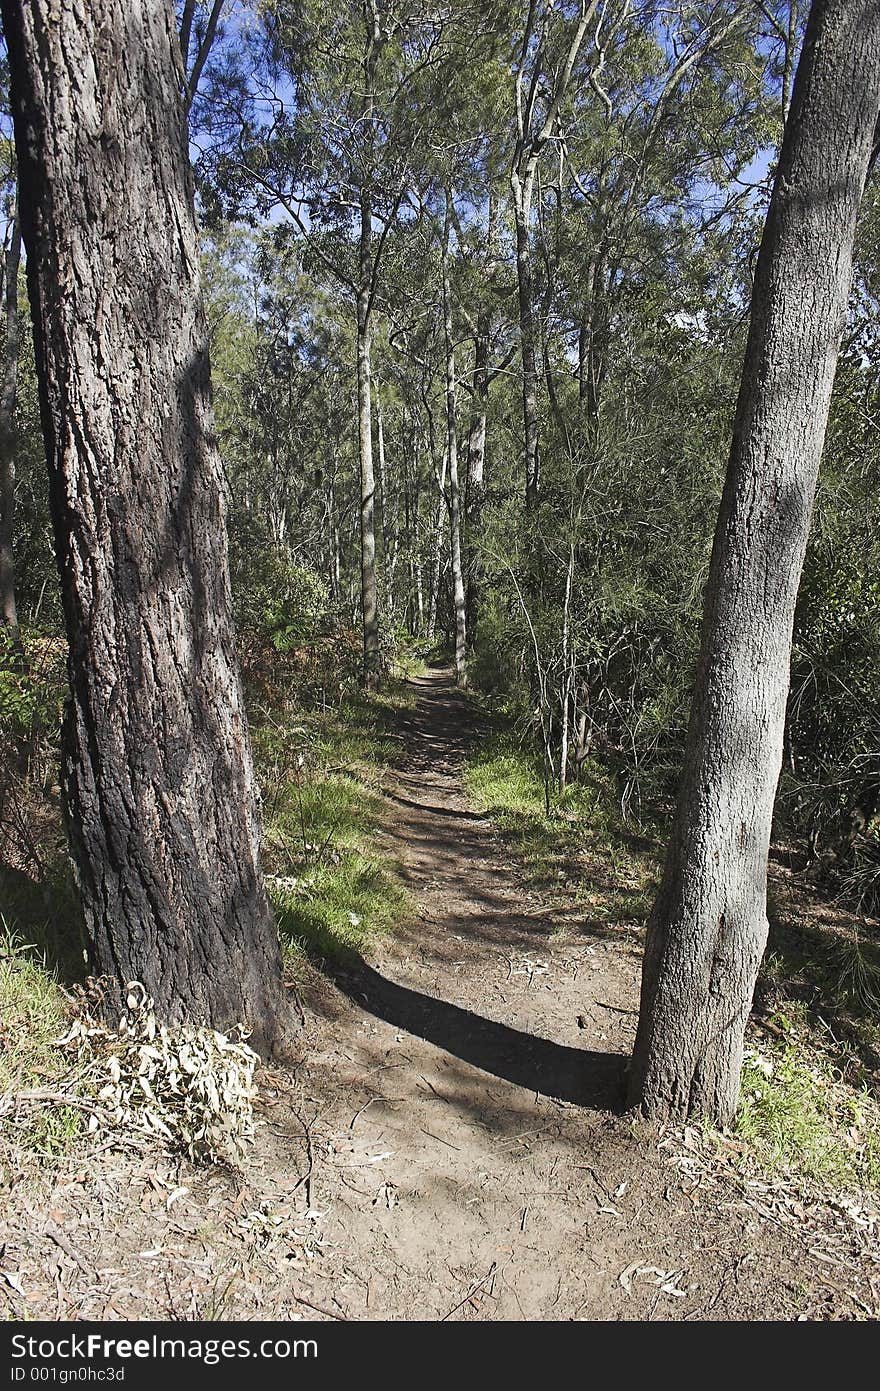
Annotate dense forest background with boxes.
[1,0,880,1324]
[4,1,878,906]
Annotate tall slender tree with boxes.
[628,0,880,1126]
[441,193,468,685]
[0,202,21,648]
[510,0,600,509]
[1,0,292,1054]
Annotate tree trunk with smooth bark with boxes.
[464,309,489,640]
[2,0,292,1055]
[426,453,447,644]
[0,209,22,648]
[357,283,380,691]
[355,9,382,693]
[442,200,467,686]
[628,0,880,1127]
[512,189,540,510]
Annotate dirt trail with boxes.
[4,671,875,1322]
[284,671,861,1320]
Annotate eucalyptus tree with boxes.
[753,0,805,126]
[206,230,360,627]
[448,160,517,644]
[628,0,880,1126]
[1,0,292,1053]
[379,278,445,636]
[178,0,227,112]
[546,1,763,433]
[0,190,20,646]
[498,1,774,796]
[420,50,510,682]
[208,0,463,689]
[508,0,609,508]
[438,192,469,684]
[383,254,451,642]
[0,3,231,653]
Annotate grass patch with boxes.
[0,921,81,1164]
[759,880,880,1085]
[270,858,408,961]
[736,1020,880,1192]
[464,731,660,927]
[249,679,412,967]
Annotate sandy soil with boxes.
[3,671,878,1321]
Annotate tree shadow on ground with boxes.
[324,953,627,1110]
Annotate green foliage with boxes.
[0,631,83,992]
[272,856,407,962]
[781,358,880,909]
[2,293,62,632]
[0,631,65,738]
[790,539,880,786]
[469,299,738,814]
[737,1029,880,1191]
[0,922,82,1163]
[247,554,327,653]
[464,730,659,924]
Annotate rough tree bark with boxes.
[0,207,22,647]
[628,0,880,1126]
[2,0,293,1054]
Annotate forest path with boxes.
[5,672,870,1322]
[281,670,827,1320]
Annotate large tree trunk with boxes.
[0,208,22,647]
[628,0,880,1127]
[2,0,292,1055]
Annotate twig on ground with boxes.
[289,1106,317,1209]
[441,1262,497,1321]
[44,1220,93,1278]
[419,1128,461,1151]
[294,1293,347,1320]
